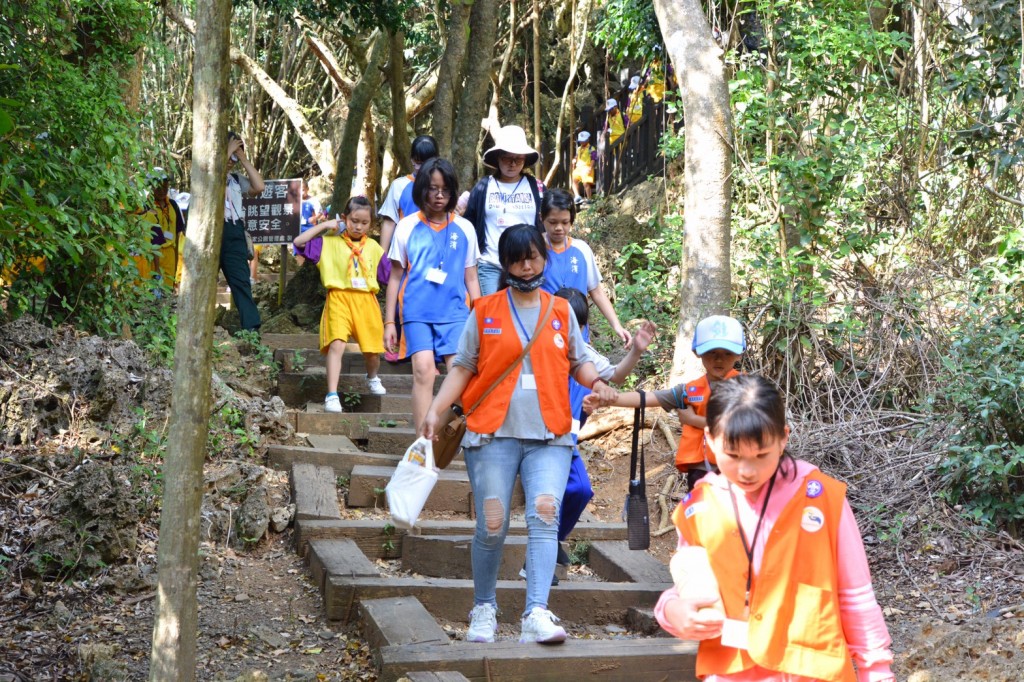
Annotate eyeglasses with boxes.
[499,155,526,164]
[428,186,451,197]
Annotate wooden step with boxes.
[294,518,628,560]
[269,443,466,474]
[277,371,443,405]
[346,465,524,513]
[377,638,698,682]
[401,535,567,582]
[290,463,340,521]
[588,541,671,583]
[365,426,420,454]
[360,597,450,650]
[402,673,469,682]
[324,575,671,623]
[276,348,436,374]
[307,538,380,593]
[287,391,413,411]
[264,333,321,351]
[293,411,414,438]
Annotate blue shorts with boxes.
[403,320,462,359]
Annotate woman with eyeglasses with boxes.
[458,125,545,296]
[384,157,482,430]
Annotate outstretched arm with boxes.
[589,284,632,348]
[607,320,656,384]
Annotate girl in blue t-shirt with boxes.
[540,189,631,348]
[384,157,482,430]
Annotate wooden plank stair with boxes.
[272,344,697,680]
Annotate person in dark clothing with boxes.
[222,131,265,332]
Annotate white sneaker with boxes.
[323,394,342,413]
[366,375,386,396]
[519,607,566,644]
[466,603,497,643]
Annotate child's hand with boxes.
[633,320,657,354]
[421,408,438,441]
[383,324,398,354]
[583,389,614,413]
[614,324,633,349]
[663,596,725,641]
[455,191,470,216]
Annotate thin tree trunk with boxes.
[149,0,232,678]
[452,0,500,188]
[486,0,518,131]
[389,29,412,175]
[653,0,734,383]
[331,30,389,212]
[545,0,593,185]
[532,0,543,177]
[433,0,472,155]
[295,11,354,100]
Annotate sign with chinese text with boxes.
[242,178,301,245]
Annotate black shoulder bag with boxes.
[625,391,650,550]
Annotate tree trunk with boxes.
[652,0,734,383]
[433,0,472,155]
[148,0,232,679]
[486,0,518,131]
[389,30,412,175]
[452,0,500,189]
[545,0,594,185]
[532,0,543,177]
[331,30,389,213]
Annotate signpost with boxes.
[243,178,301,304]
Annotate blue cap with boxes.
[692,315,746,356]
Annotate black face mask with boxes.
[506,272,546,292]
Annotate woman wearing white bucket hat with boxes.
[459,125,545,296]
[570,131,596,202]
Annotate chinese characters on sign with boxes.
[243,178,301,245]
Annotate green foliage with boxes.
[567,540,590,566]
[342,388,362,409]
[593,0,661,63]
[246,0,414,33]
[0,0,167,334]
[933,288,1024,536]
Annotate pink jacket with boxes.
[655,460,895,682]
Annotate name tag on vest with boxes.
[721,618,749,650]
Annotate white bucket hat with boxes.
[482,125,539,168]
[629,76,641,90]
[577,131,591,143]
[606,98,619,111]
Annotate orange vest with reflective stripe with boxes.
[675,370,740,471]
[462,290,573,435]
[673,472,856,681]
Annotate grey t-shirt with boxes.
[454,296,588,446]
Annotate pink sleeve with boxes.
[654,528,690,639]
[836,500,895,681]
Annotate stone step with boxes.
[268,443,465,474]
[277,371,440,406]
[401,534,566,582]
[324,575,671,623]
[292,411,414,438]
[346,464,523,513]
[293,518,628,560]
[377,638,697,682]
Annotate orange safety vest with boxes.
[673,473,856,681]
[675,370,740,471]
[462,290,573,436]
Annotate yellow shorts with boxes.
[320,289,385,354]
[572,166,594,185]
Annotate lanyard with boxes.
[507,289,540,343]
[422,212,451,268]
[727,470,777,618]
[495,176,526,213]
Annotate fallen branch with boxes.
[653,473,679,537]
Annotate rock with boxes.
[53,600,72,623]
[604,624,627,634]
[259,312,304,335]
[251,625,288,649]
[233,671,270,682]
[289,303,322,328]
[236,485,270,546]
[234,592,250,602]
[78,642,125,679]
[270,504,295,533]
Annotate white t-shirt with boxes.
[224,173,251,222]
[480,177,537,266]
[379,175,414,224]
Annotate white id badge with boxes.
[425,267,448,284]
[521,373,537,390]
[350,276,368,290]
[720,618,750,651]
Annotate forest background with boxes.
[1,0,1023,557]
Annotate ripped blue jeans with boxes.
[465,438,572,617]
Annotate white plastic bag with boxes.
[385,436,439,529]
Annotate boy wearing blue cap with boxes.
[584,315,745,491]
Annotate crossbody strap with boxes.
[464,293,556,417]
[630,391,646,486]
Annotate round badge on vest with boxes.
[806,480,824,498]
[553,333,564,349]
[801,506,825,533]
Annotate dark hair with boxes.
[541,188,577,222]
[706,375,794,476]
[410,135,439,164]
[413,157,459,213]
[555,287,588,327]
[345,195,374,218]
[497,224,547,290]
[227,130,240,141]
